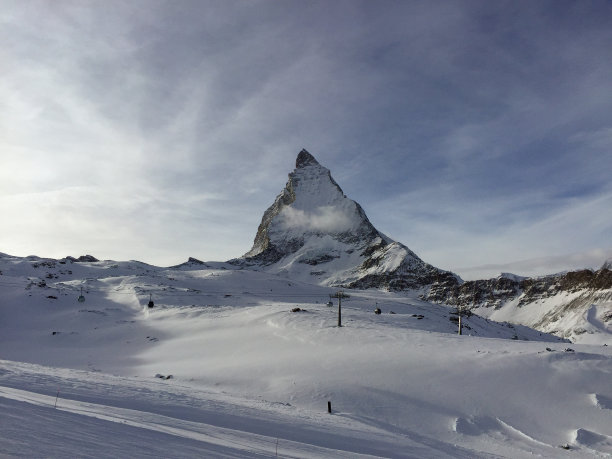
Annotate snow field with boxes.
[1,255,611,457]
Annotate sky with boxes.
[1,0,612,280]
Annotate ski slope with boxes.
[1,254,611,457]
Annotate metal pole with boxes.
[337,292,342,327]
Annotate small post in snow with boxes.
[328,401,332,414]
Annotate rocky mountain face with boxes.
[425,266,612,308]
[424,265,612,341]
[232,149,458,289]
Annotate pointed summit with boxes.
[296,149,319,168]
[233,149,458,290]
[241,149,366,262]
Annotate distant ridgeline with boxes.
[426,266,612,309]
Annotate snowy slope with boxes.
[427,269,612,344]
[473,290,612,345]
[2,253,612,458]
[233,150,458,290]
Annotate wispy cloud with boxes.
[1,1,611,273]
[457,248,612,281]
[278,206,356,234]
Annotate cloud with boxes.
[366,181,612,278]
[277,206,356,234]
[456,248,612,281]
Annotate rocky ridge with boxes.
[425,265,612,308]
[424,264,612,341]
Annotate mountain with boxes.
[425,267,612,343]
[229,149,611,344]
[232,149,458,290]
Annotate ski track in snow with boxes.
[0,386,376,458]
[0,361,483,459]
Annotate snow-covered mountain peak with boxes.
[282,150,349,212]
[236,150,457,290]
[242,150,380,262]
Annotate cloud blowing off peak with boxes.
[278,206,356,234]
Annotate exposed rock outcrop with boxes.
[425,268,612,308]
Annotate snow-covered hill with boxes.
[2,252,612,458]
[232,150,458,290]
[0,252,564,371]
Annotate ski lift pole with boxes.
[338,293,342,327]
[332,291,350,327]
